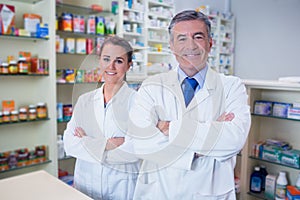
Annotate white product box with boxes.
[288,107,300,120]
[65,38,75,54]
[265,174,276,200]
[76,38,86,54]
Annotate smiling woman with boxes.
[98,37,133,103]
[63,36,140,200]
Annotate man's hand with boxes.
[157,120,170,136]
[217,112,235,122]
[74,127,87,138]
[105,137,125,150]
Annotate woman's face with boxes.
[100,43,131,84]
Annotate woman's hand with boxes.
[74,127,87,138]
[105,137,125,150]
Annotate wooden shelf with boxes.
[0,34,48,41]
[249,156,300,170]
[0,160,51,174]
[0,118,50,126]
[11,0,43,4]
[56,3,113,15]
[252,113,300,122]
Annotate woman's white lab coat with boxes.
[64,82,140,200]
[129,68,251,199]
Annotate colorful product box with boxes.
[76,38,86,54]
[262,145,282,163]
[287,185,300,200]
[272,102,292,118]
[252,141,265,158]
[281,149,300,168]
[23,13,41,34]
[65,38,75,54]
[36,23,49,38]
[288,107,300,120]
[254,100,272,115]
[0,4,15,34]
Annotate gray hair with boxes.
[99,36,133,63]
[168,10,211,42]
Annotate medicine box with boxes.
[281,149,300,168]
[286,185,300,200]
[262,145,282,163]
[288,107,300,120]
[36,23,49,38]
[272,102,292,118]
[65,38,75,54]
[76,38,86,54]
[0,4,15,34]
[265,174,276,200]
[254,100,272,115]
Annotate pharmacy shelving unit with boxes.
[237,80,300,199]
[0,0,56,179]
[146,0,176,77]
[208,14,235,75]
[55,0,115,176]
[117,0,148,82]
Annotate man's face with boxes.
[170,20,212,76]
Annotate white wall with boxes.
[174,0,300,80]
[232,0,300,80]
[174,0,227,13]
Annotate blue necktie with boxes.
[183,77,198,107]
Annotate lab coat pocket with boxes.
[134,179,158,200]
[108,173,138,200]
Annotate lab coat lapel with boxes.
[187,68,218,111]
[93,85,105,135]
[163,70,186,112]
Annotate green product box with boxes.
[281,149,300,168]
[262,145,282,163]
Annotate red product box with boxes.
[0,4,15,34]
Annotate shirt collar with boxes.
[177,65,208,89]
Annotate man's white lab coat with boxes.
[129,68,251,199]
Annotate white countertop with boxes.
[243,79,300,91]
[0,170,92,200]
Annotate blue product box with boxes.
[254,100,272,115]
[287,185,300,200]
[272,102,292,118]
[36,23,49,38]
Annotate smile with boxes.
[105,71,117,75]
[183,53,201,57]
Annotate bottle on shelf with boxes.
[260,165,268,191]
[275,171,288,200]
[57,135,65,159]
[295,172,300,190]
[250,166,263,193]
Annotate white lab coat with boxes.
[129,68,251,200]
[64,82,140,200]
